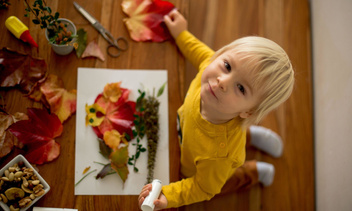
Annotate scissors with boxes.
[73,1,128,57]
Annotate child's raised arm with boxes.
[164,9,188,39]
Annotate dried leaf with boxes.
[110,145,129,183]
[0,109,28,158]
[95,95,136,139]
[88,84,136,139]
[82,40,105,61]
[98,138,112,159]
[0,47,47,93]
[96,163,112,179]
[76,28,88,58]
[85,103,106,126]
[83,166,91,174]
[121,0,175,42]
[8,108,63,164]
[103,82,122,103]
[40,74,77,123]
[103,130,123,151]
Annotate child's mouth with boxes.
[209,84,217,99]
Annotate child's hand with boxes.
[164,9,188,39]
[138,183,168,210]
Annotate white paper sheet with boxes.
[75,68,169,195]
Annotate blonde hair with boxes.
[212,36,294,128]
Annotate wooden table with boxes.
[0,0,185,210]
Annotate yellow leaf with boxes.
[103,82,122,103]
[103,130,123,151]
[85,103,105,126]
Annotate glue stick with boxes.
[141,179,162,211]
[5,16,38,47]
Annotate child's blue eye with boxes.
[224,61,231,71]
[237,84,245,94]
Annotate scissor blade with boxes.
[73,1,98,25]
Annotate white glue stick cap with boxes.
[141,179,162,211]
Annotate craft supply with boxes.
[141,179,163,211]
[5,16,38,47]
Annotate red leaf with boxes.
[122,0,175,42]
[8,108,63,164]
[0,47,47,93]
[93,94,136,138]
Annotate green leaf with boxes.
[32,19,40,24]
[134,167,139,172]
[44,6,52,14]
[157,82,167,97]
[110,146,129,183]
[54,12,59,20]
[140,147,146,152]
[75,28,87,58]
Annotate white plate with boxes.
[0,154,50,211]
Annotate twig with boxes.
[75,169,97,187]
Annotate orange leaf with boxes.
[103,82,122,103]
[122,0,175,42]
[40,74,77,123]
[103,130,123,151]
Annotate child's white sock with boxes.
[249,125,283,158]
[256,161,275,187]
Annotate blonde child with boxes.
[138,10,294,210]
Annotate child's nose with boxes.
[217,76,227,92]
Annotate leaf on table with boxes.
[110,145,129,183]
[121,0,175,42]
[76,28,88,58]
[8,108,63,164]
[0,47,47,93]
[40,74,77,123]
[0,109,28,158]
[85,103,106,126]
[82,40,105,61]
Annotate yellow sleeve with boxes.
[162,158,234,208]
[175,30,214,71]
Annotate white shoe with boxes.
[249,126,283,158]
[256,162,275,187]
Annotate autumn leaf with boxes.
[110,145,129,183]
[0,47,47,93]
[85,103,106,126]
[0,109,28,158]
[40,74,77,123]
[103,82,122,103]
[94,94,136,139]
[82,40,105,61]
[76,28,88,58]
[121,0,175,42]
[8,108,63,164]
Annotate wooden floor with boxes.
[179,0,314,211]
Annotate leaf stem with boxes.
[75,169,97,187]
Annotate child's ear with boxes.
[239,110,252,119]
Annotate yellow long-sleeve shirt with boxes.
[162,31,247,208]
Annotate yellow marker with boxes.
[5,16,38,47]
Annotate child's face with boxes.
[200,51,262,120]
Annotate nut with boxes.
[21,184,33,194]
[19,196,32,208]
[14,171,23,178]
[34,189,45,197]
[8,172,14,181]
[9,205,20,211]
[22,177,29,187]
[32,180,40,185]
[1,193,8,203]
